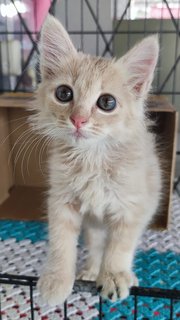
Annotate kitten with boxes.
[35,15,161,305]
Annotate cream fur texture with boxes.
[34,15,162,305]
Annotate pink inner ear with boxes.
[143,58,155,65]
[131,58,155,93]
[134,83,143,93]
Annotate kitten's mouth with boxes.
[71,129,87,140]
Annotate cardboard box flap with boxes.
[147,95,176,112]
[0,93,34,108]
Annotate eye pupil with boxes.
[97,94,116,111]
[55,85,73,102]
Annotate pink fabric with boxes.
[22,0,51,33]
[34,0,51,31]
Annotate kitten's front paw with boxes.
[96,270,138,301]
[37,271,74,306]
[77,264,99,281]
[77,265,99,281]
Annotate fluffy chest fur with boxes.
[49,140,155,222]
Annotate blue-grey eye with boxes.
[55,85,73,103]
[97,94,116,111]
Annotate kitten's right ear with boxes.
[40,14,77,79]
[116,35,159,99]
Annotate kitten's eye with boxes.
[97,94,116,112]
[55,85,73,103]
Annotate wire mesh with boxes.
[0,273,180,320]
[0,0,179,107]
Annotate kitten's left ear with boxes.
[117,35,159,98]
[40,14,77,78]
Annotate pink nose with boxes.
[70,115,88,129]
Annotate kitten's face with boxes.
[36,15,158,146]
[38,54,133,145]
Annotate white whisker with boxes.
[13,131,36,180]
[8,128,34,166]
[0,121,27,146]
[39,137,51,176]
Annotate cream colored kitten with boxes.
[35,15,161,305]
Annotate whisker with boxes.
[31,122,61,137]
[10,131,35,179]
[34,131,54,175]
[20,137,36,183]
[0,116,29,134]
[8,128,34,166]
[0,121,27,146]
[85,127,101,135]
[38,137,51,176]
[21,137,39,180]
[18,133,49,179]
[34,135,48,177]
[41,138,53,174]
[57,121,68,126]
[40,127,60,139]
[34,134,46,160]
[13,131,36,180]
[8,115,29,124]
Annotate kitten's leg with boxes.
[96,219,141,301]
[78,217,106,281]
[37,201,81,306]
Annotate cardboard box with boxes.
[0,93,178,229]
